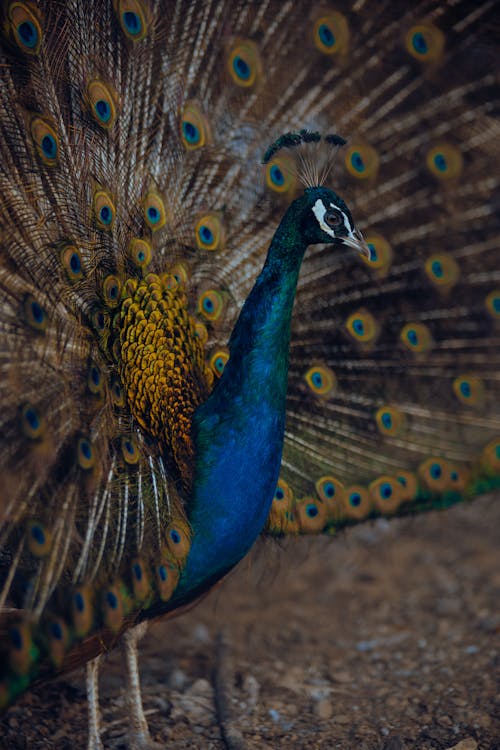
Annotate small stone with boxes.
[438,715,453,729]
[192,623,210,643]
[242,674,260,710]
[314,699,333,719]
[464,645,479,655]
[169,668,188,690]
[330,670,352,683]
[335,714,351,725]
[269,708,281,723]
[469,711,491,729]
[444,739,478,750]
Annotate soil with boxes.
[1,495,499,750]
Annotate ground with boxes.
[1,495,499,750]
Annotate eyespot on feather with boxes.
[47,618,69,667]
[209,349,229,378]
[195,213,225,251]
[102,275,122,308]
[375,406,406,437]
[426,144,463,180]
[29,116,58,165]
[102,584,124,631]
[181,102,211,150]
[87,362,104,396]
[448,464,470,492]
[345,143,379,179]
[295,497,327,533]
[27,521,52,556]
[405,24,444,63]
[21,403,45,439]
[482,438,500,474]
[131,558,152,603]
[86,79,118,129]
[169,262,190,289]
[343,486,371,520]
[424,253,459,289]
[400,322,433,354]
[395,470,418,502]
[93,190,116,230]
[115,0,149,41]
[7,2,43,55]
[8,623,36,676]
[77,437,95,470]
[452,375,484,407]
[227,39,262,87]
[369,476,403,514]
[346,309,378,344]
[304,365,336,397]
[143,191,167,230]
[265,155,296,194]
[128,238,152,269]
[23,294,48,332]
[72,585,94,637]
[59,243,84,282]
[362,234,392,274]
[315,475,346,520]
[87,363,104,395]
[273,478,293,506]
[198,289,224,322]
[313,12,349,55]
[485,290,500,319]
[418,457,452,492]
[111,377,125,407]
[267,479,297,534]
[121,435,140,464]
[165,520,191,562]
[156,558,180,602]
[91,308,110,339]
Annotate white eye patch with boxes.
[312,198,355,238]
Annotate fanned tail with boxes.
[0,0,498,710]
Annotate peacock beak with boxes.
[341,228,372,258]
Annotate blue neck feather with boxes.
[174,206,307,600]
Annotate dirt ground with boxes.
[1,495,499,750]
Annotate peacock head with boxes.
[264,131,370,258]
[298,185,369,256]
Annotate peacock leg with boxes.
[121,621,161,750]
[87,655,104,750]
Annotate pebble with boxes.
[169,668,188,690]
[464,645,479,655]
[334,714,351,725]
[268,708,281,723]
[171,678,215,727]
[192,623,210,643]
[242,674,260,710]
[314,699,333,720]
[445,739,478,750]
[330,669,352,684]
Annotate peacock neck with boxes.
[174,207,307,600]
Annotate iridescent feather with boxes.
[0,0,499,746]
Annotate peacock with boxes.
[0,0,499,748]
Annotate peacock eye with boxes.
[324,209,342,228]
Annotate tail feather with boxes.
[0,0,498,707]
